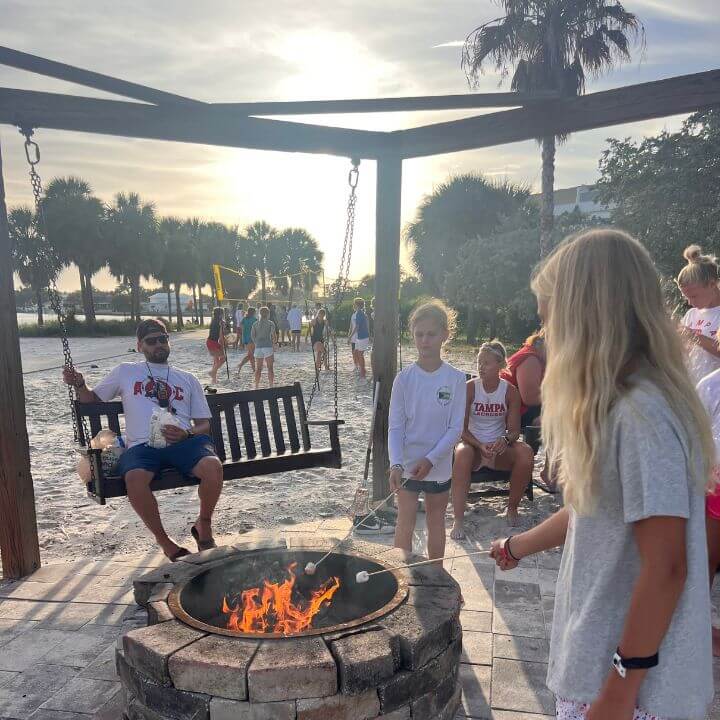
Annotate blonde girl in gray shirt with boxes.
[490,229,715,720]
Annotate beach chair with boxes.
[75,382,343,505]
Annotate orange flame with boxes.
[222,562,341,635]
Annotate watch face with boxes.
[612,652,627,679]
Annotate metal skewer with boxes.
[355,549,492,583]
[304,482,403,576]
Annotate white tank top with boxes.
[467,378,509,443]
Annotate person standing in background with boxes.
[677,245,720,384]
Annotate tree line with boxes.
[403,109,720,345]
[9,178,323,328]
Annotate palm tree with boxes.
[462,0,644,256]
[8,206,63,325]
[42,176,106,325]
[277,228,324,303]
[241,221,282,304]
[158,217,195,329]
[405,174,529,294]
[105,192,159,322]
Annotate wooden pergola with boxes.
[2,46,720,579]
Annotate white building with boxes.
[549,184,613,219]
[144,293,192,314]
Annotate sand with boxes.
[19,330,556,563]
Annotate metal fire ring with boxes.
[167,549,409,639]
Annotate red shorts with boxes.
[206,339,223,354]
[707,467,720,521]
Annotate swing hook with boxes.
[348,158,360,190]
[19,126,40,166]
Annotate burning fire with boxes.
[222,562,341,635]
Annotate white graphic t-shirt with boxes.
[388,361,467,484]
[93,362,211,448]
[682,306,720,383]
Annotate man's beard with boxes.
[145,347,170,364]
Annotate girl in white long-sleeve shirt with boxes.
[389,300,467,562]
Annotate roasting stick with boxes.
[355,550,493,583]
[305,482,404,576]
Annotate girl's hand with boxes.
[389,467,403,492]
[409,458,433,481]
[490,538,519,571]
[479,443,495,459]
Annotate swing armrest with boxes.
[304,420,345,426]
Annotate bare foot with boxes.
[506,507,520,527]
[712,626,720,657]
[450,522,466,540]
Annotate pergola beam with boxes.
[0,46,201,106]
[397,69,720,158]
[213,91,560,116]
[0,87,394,159]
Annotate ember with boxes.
[222,561,341,635]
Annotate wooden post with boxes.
[371,154,402,501]
[0,137,41,578]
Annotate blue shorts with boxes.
[117,435,217,478]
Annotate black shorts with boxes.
[401,478,451,494]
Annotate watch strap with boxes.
[612,648,659,678]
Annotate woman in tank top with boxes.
[451,341,534,537]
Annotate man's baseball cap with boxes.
[136,319,168,341]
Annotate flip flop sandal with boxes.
[166,547,191,562]
[191,524,217,551]
[533,480,560,495]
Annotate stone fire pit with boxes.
[116,537,462,720]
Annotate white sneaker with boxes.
[353,515,395,535]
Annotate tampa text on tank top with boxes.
[467,378,509,443]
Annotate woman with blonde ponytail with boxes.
[677,244,720,383]
[489,229,714,720]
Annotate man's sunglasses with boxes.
[143,334,170,346]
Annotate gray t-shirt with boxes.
[251,319,275,348]
[547,378,713,719]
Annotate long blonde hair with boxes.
[532,229,714,514]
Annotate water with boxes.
[16,312,162,326]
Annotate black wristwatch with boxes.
[612,648,659,678]
[187,428,195,439]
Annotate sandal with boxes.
[191,523,217,551]
[166,546,192,562]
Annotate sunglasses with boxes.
[143,334,170,346]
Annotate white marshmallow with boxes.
[304,562,317,575]
[355,570,370,583]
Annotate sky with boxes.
[2,0,718,293]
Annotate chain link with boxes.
[19,128,96,482]
[306,158,359,419]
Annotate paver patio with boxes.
[1,514,719,719]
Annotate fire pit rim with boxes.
[166,547,409,639]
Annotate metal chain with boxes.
[19,128,95,473]
[306,159,359,419]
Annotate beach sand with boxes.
[19,330,558,563]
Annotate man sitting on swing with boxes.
[62,319,223,561]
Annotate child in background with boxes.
[237,307,258,375]
[451,340,534,536]
[388,299,466,563]
[349,297,370,380]
[251,306,277,388]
